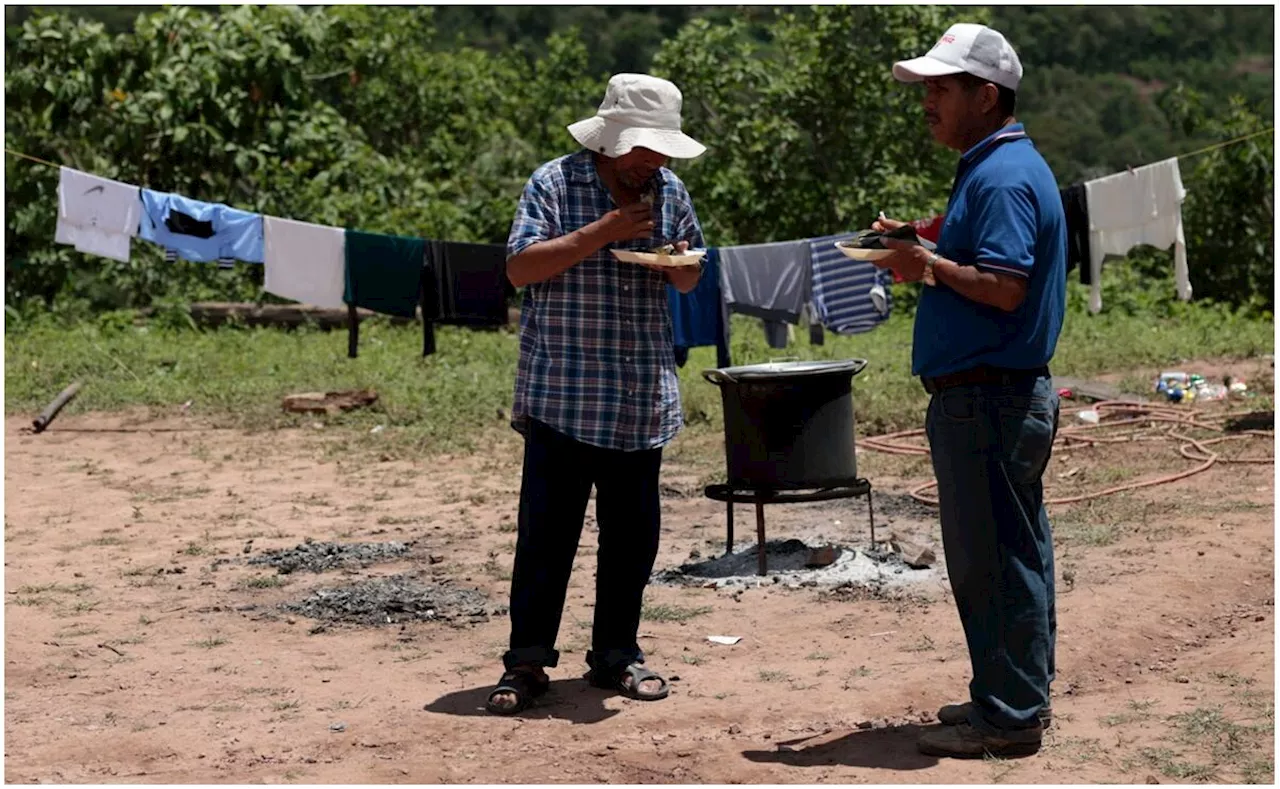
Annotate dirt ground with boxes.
[4,383,1274,783]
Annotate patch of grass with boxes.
[7,287,1270,458]
[481,556,512,582]
[1168,705,1272,780]
[1101,710,1153,728]
[191,636,229,649]
[680,653,704,666]
[375,515,421,525]
[17,582,93,595]
[12,596,52,607]
[1139,747,1218,782]
[272,700,302,712]
[757,669,792,683]
[640,602,714,623]
[1240,758,1275,784]
[904,635,936,653]
[1210,671,1257,688]
[984,752,1020,783]
[210,703,244,713]
[239,575,288,590]
[805,651,832,661]
[85,535,126,548]
[54,625,100,638]
[1049,736,1109,765]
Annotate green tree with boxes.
[652,5,984,245]
[3,6,608,312]
[1159,88,1274,312]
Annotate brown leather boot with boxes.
[917,722,1043,759]
[937,701,1053,730]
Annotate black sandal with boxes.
[586,663,670,701]
[485,669,550,715]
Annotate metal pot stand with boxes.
[701,358,875,576]
[703,479,876,576]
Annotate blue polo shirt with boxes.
[912,123,1066,378]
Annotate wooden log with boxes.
[282,389,378,415]
[135,303,520,331]
[32,381,83,433]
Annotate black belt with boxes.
[921,365,1050,395]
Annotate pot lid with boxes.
[704,358,868,382]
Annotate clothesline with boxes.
[4,148,61,169]
[7,123,1274,201]
[1176,126,1273,162]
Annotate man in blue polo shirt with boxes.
[872,23,1065,758]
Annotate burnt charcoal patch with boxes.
[281,574,490,626]
[248,540,412,574]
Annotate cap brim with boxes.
[892,55,966,83]
[568,117,706,160]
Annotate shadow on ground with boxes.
[424,678,621,724]
[742,724,941,771]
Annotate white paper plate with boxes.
[834,242,892,262]
[611,248,706,268]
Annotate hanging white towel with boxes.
[54,167,142,263]
[263,216,346,309]
[1083,158,1190,313]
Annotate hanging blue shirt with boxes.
[138,190,264,266]
[912,124,1066,378]
[667,248,731,369]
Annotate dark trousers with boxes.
[503,419,663,676]
[925,375,1059,736]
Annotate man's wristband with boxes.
[922,252,939,286]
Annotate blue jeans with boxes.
[925,374,1058,736]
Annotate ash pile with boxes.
[248,540,412,574]
[654,538,940,591]
[281,574,491,626]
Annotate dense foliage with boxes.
[4,5,1273,315]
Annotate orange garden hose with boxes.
[861,401,1274,507]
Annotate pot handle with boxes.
[701,368,736,386]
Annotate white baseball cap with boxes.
[893,23,1023,92]
[568,73,706,160]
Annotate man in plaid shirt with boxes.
[486,74,707,715]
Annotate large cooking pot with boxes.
[702,358,868,490]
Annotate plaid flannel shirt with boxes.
[507,149,706,451]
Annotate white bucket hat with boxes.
[893,23,1023,92]
[568,73,706,160]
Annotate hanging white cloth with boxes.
[263,216,346,308]
[1083,158,1190,313]
[54,167,142,263]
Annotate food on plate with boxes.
[838,223,934,251]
